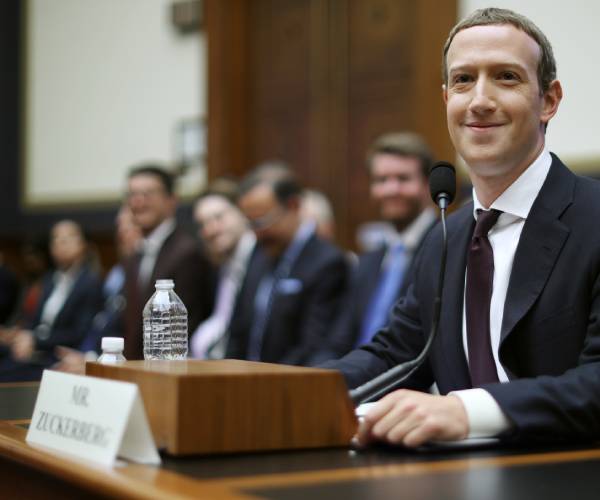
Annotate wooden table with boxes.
[1,382,600,500]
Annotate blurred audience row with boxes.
[0,131,438,380]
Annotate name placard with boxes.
[26,370,161,466]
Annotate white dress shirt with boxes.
[191,231,256,359]
[452,147,552,437]
[137,218,176,288]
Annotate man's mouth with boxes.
[465,122,503,131]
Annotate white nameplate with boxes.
[26,370,161,467]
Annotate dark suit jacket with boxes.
[327,155,600,441]
[0,263,103,382]
[124,226,215,359]
[225,233,348,366]
[326,219,435,358]
[30,263,103,353]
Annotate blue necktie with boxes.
[357,243,406,346]
[247,273,276,361]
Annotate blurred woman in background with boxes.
[0,219,102,381]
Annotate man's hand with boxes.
[11,330,35,361]
[52,346,86,375]
[355,389,469,448]
[0,327,18,346]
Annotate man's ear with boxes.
[541,79,563,126]
[442,84,448,105]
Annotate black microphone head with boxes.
[429,161,456,206]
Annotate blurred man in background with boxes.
[190,179,256,359]
[123,165,215,359]
[227,162,348,365]
[300,189,337,243]
[326,132,436,358]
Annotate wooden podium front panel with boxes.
[86,360,357,455]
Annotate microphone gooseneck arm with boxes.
[349,200,449,406]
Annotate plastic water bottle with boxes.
[97,337,126,364]
[143,279,188,360]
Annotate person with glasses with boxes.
[225,162,348,366]
[122,165,215,360]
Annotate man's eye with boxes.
[499,71,519,81]
[452,74,472,85]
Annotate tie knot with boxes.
[474,209,502,238]
[390,242,405,255]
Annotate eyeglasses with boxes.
[124,187,167,200]
[248,207,286,231]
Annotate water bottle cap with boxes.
[101,337,124,352]
[155,279,174,289]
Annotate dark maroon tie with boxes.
[466,209,502,386]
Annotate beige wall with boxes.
[24,0,206,208]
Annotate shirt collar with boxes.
[224,230,256,276]
[143,218,176,253]
[472,147,552,222]
[386,207,437,251]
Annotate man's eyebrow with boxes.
[448,61,528,74]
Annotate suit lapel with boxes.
[439,207,474,389]
[500,157,574,372]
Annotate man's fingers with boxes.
[354,417,374,448]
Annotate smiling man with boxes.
[326,8,600,446]
[123,165,215,359]
[325,132,437,359]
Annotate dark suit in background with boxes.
[327,156,600,440]
[226,232,348,365]
[326,211,436,359]
[0,265,19,324]
[124,226,215,359]
[0,263,102,381]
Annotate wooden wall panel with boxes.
[205,0,457,250]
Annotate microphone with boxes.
[349,161,457,405]
[429,161,456,210]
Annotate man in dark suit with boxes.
[327,8,600,447]
[326,132,437,358]
[123,166,215,359]
[226,163,348,365]
[190,180,256,360]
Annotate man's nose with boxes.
[380,178,403,194]
[468,77,497,114]
[203,219,220,236]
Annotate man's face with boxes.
[116,207,142,258]
[238,184,297,258]
[370,153,429,230]
[126,174,176,234]
[194,195,247,264]
[444,24,561,184]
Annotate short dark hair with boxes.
[238,161,303,205]
[442,7,556,94]
[195,177,240,207]
[128,165,175,195]
[366,132,433,178]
